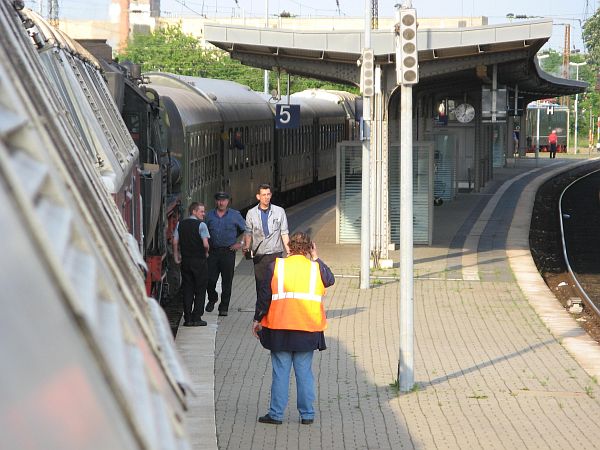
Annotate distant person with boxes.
[205,191,246,317]
[252,232,335,425]
[233,131,245,151]
[513,130,519,156]
[243,183,290,297]
[173,202,210,327]
[548,130,558,158]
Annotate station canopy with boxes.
[204,19,586,99]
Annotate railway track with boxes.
[561,170,600,312]
[530,160,600,342]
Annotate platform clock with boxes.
[455,103,475,123]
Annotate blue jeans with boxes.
[269,351,315,421]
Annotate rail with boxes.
[558,168,600,317]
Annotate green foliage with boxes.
[117,24,356,94]
[583,9,600,66]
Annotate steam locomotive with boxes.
[1,3,190,449]
[1,3,359,447]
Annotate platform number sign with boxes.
[275,104,300,129]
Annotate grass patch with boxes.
[467,392,488,400]
[389,379,420,395]
[585,385,595,398]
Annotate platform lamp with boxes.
[570,61,586,154]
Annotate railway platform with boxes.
[177,155,600,449]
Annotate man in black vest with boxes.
[173,202,210,326]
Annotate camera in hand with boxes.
[244,249,254,260]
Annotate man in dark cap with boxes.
[204,191,246,316]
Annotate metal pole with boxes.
[597,116,600,151]
[535,102,540,165]
[575,93,579,154]
[360,0,371,289]
[589,108,593,154]
[399,83,414,392]
[264,0,269,94]
[395,1,414,393]
[571,62,586,154]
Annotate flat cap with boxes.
[214,191,230,200]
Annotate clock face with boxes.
[455,103,475,123]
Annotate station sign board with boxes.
[275,104,300,129]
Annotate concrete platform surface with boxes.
[177,156,600,449]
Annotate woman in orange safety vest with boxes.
[251,231,335,426]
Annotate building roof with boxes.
[204,19,586,99]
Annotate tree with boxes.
[583,8,600,66]
[118,24,356,94]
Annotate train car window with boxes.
[251,127,256,166]
[295,128,298,156]
[304,125,308,153]
[248,128,253,166]
[268,127,273,163]
[227,128,234,172]
[265,126,269,162]
[280,130,284,157]
[124,113,141,145]
[192,133,196,158]
[264,127,268,163]
[284,130,288,157]
[232,128,238,171]
[319,125,323,151]
[256,127,261,165]
[256,127,260,166]
[259,127,263,164]
[246,128,251,167]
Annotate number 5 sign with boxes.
[275,104,300,129]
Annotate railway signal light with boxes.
[396,8,419,85]
[361,48,375,97]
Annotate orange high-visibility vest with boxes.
[261,255,327,332]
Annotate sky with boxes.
[25,0,597,52]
